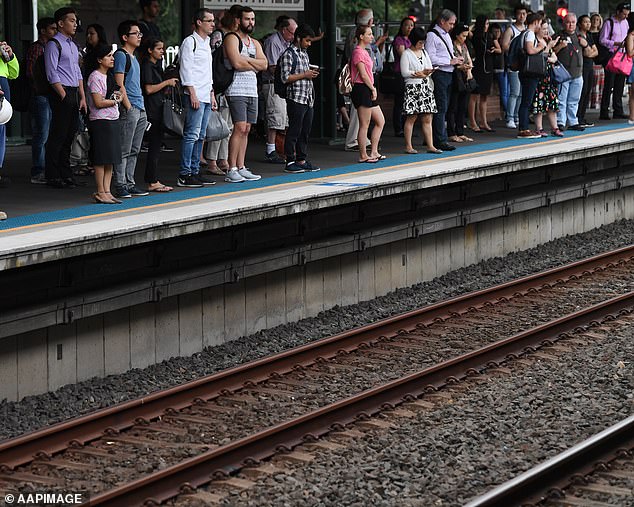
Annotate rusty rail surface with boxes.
[464,414,634,507]
[1,245,633,471]
[88,291,634,506]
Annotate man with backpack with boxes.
[501,4,527,129]
[25,17,56,184]
[223,6,267,183]
[279,23,320,174]
[262,15,297,164]
[599,3,630,120]
[178,8,217,187]
[138,0,161,39]
[44,7,87,189]
[113,20,149,198]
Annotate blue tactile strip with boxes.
[0,122,630,233]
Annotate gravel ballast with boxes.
[216,323,634,507]
[1,220,634,441]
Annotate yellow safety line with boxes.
[1,127,632,235]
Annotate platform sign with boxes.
[203,0,304,11]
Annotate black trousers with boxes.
[601,66,625,117]
[144,113,163,184]
[577,64,594,123]
[392,75,405,135]
[45,87,79,181]
[446,87,469,137]
[284,100,313,163]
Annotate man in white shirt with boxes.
[426,9,463,151]
[501,4,527,128]
[178,8,217,187]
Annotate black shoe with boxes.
[437,143,456,151]
[578,120,595,127]
[160,143,174,152]
[64,177,87,187]
[193,174,216,186]
[557,124,565,131]
[614,113,629,119]
[46,178,67,189]
[128,185,149,196]
[395,131,404,137]
[264,150,286,164]
[177,175,203,188]
[599,114,611,120]
[284,162,305,174]
[568,124,585,131]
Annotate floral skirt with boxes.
[403,81,437,115]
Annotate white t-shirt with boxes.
[525,30,537,46]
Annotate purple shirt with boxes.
[392,35,412,73]
[599,16,630,53]
[45,32,82,86]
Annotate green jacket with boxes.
[0,55,19,79]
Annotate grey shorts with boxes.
[226,95,258,124]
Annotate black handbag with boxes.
[378,44,399,95]
[163,84,185,137]
[454,69,478,93]
[522,51,547,77]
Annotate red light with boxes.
[557,7,568,17]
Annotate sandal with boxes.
[148,183,173,192]
[106,192,122,204]
[359,157,379,163]
[427,148,443,154]
[469,125,482,132]
[404,148,418,154]
[459,135,474,142]
[448,135,463,143]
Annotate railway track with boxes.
[466,414,634,507]
[2,245,634,506]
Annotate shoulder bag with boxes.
[163,84,185,137]
[606,41,633,76]
[550,62,572,83]
[205,110,230,141]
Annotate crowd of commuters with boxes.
[1,2,634,220]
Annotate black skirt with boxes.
[350,83,378,109]
[88,119,122,166]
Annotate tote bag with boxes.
[163,85,185,137]
[205,110,230,141]
[606,44,633,77]
[550,62,572,84]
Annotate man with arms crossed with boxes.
[223,6,268,183]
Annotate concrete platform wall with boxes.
[2,187,633,402]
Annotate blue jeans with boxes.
[495,71,509,114]
[29,94,51,177]
[180,99,211,176]
[557,75,583,127]
[431,70,453,146]
[519,75,539,131]
[506,70,521,123]
[0,76,9,169]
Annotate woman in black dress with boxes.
[468,15,500,132]
[140,37,177,192]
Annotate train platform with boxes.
[1,117,633,267]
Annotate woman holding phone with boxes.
[400,27,439,154]
[350,24,385,163]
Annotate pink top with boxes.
[351,46,374,85]
[87,70,119,122]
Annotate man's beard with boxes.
[241,23,254,34]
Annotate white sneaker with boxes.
[225,168,246,183]
[238,167,261,181]
[628,119,634,125]
[506,120,517,129]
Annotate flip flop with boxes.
[359,157,379,163]
[149,184,173,192]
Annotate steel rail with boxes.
[464,414,634,507]
[1,245,633,470]
[87,290,634,506]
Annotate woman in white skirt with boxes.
[400,27,440,154]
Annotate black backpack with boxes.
[163,34,196,80]
[32,38,61,96]
[273,47,298,99]
[507,30,528,72]
[108,48,132,96]
[213,32,242,95]
[9,53,31,112]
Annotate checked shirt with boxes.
[280,44,314,107]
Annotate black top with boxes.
[141,58,164,120]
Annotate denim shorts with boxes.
[226,95,258,124]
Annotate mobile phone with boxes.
[309,64,320,70]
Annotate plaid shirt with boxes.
[25,39,45,81]
[280,44,313,107]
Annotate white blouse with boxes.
[400,48,433,85]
